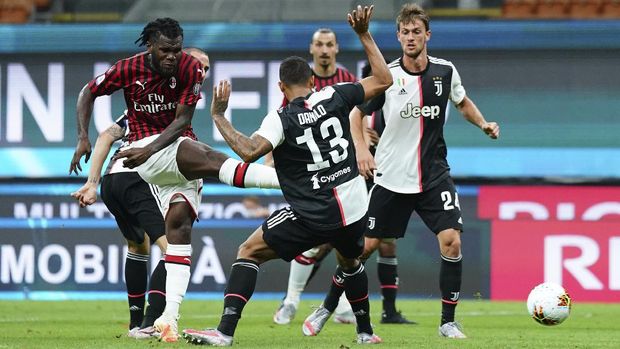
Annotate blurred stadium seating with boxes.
[502,0,620,18]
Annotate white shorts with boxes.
[127,134,203,219]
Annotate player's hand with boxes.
[71,183,97,207]
[347,5,374,35]
[364,127,380,147]
[211,80,231,117]
[69,138,92,175]
[355,144,376,180]
[113,147,154,169]
[482,121,499,139]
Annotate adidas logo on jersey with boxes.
[398,88,407,95]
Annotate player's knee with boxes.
[339,257,360,272]
[439,229,461,257]
[237,239,259,260]
[379,238,396,256]
[361,237,380,259]
[301,246,321,259]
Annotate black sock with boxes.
[377,256,398,316]
[125,252,148,329]
[440,254,462,325]
[343,263,372,335]
[217,259,259,337]
[142,259,166,328]
[323,267,345,312]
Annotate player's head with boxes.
[278,56,314,93]
[136,18,184,78]
[184,47,210,82]
[396,4,431,59]
[309,28,339,71]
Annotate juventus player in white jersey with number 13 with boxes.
[182,5,392,346]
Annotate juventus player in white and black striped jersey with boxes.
[318,3,499,340]
[182,5,392,346]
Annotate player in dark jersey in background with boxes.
[69,18,279,342]
[349,3,498,339]
[273,27,358,327]
[70,48,211,339]
[182,5,392,346]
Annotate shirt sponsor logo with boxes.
[310,166,352,190]
[400,104,440,120]
[133,93,178,113]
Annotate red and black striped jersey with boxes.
[281,66,357,106]
[314,66,357,91]
[88,52,203,142]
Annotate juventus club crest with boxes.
[433,76,443,96]
[368,217,376,230]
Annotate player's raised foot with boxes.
[357,332,383,344]
[182,328,233,346]
[273,302,297,325]
[128,326,158,339]
[154,314,179,342]
[302,305,332,336]
[380,311,417,324]
[438,321,467,339]
[333,309,356,324]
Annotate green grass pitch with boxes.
[2,299,618,348]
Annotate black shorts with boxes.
[262,207,366,262]
[366,177,463,239]
[100,172,165,244]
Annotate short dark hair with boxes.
[396,3,430,31]
[135,17,183,47]
[311,28,337,43]
[279,56,313,86]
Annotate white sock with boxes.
[218,158,279,189]
[283,247,320,307]
[161,244,192,319]
[334,292,353,314]
[284,260,313,307]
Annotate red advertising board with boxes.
[480,186,620,302]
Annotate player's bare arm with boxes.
[350,106,376,179]
[114,103,196,168]
[71,123,125,207]
[456,96,500,139]
[69,84,96,175]
[211,80,273,162]
[348,5,392,101]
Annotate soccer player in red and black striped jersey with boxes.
[272,27,360,326]
[69,18,280,342]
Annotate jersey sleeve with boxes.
[178,57,203,105]
[357,93,385,115]
[114,110,128,130]
[449,64,466,105]
[254,110,285,149]
[333,82,365,109]
[88,60,124,96]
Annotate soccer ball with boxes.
[526,282,572,326]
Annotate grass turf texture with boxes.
[1,299,618,348]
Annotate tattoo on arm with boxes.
[105,124,126,141]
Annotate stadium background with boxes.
[0,0,619,304]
